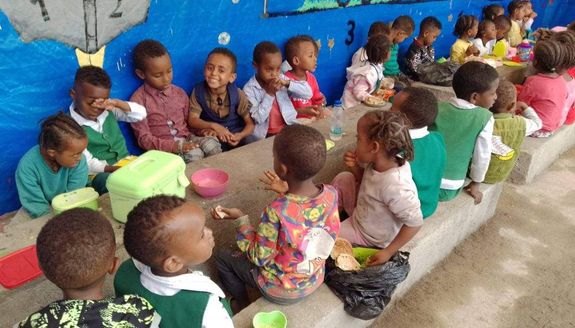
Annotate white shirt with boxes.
[133,259,234,328]
[521,106,543,136]
[69,102,146,174]
[472,38,496,56]
[351,47,368,67]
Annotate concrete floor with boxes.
[372,148,575,328]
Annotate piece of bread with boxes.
[335,253,361,271]
[364,96,385,105]
[331,238,354,259]
[214,205,227,219]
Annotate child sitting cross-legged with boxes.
[331,111,423,265]
[213,124,340,311]
[450,15,480,64]
[403,16,442,81]
[130,40,222,162]
[189,47,256,150]
[114,195,233,328]
[18,208,160,327]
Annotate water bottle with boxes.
[330,100,343,141]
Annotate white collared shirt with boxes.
[69,102,146,173]
[409,126,430,140]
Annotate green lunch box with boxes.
[51,187,99,214]
[106,150,190,223]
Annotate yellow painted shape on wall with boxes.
[75,46,106,67]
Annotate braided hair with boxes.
[550,31,575,71]
[361,110,414,166]
[453,15,478,38]
[533,39,566,74]
[39,112,86,152]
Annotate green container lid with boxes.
[51,187,99,214]
[252,311,287,328]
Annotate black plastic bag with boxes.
[417,61,460,86]
[325,251,410,320]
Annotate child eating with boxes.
[450,15,480,64]
[404,16,442,81]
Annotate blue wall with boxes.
[0,0,570,215]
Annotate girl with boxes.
[551,31,575,125]
[473,19,497,56]
[331,110,423,266]
[482,4,504,21]
[507,1,527,46]
[518,40,568,137]
[342,34,391,109]
[450,15,480,64]
[15,113,89,220]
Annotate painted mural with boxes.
[0,0,570,215]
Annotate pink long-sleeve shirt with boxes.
[518,74,567,133]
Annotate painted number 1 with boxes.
[30,0,50,21]
[110,0,123,18]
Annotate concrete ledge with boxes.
[509,124,575,184]
[232,183,503,328]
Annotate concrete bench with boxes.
[509,124,575,184]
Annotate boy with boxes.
[507,0,527,46]
[114,195,233,328]
[69,65,146,194]
[244,41,312,140]
[384,15,415,79]
[391,87,446,218]
[18,208,159,327]
[213,124,340,310]
[404,16,442,81]
[484,81,541,183]
[430,62,498,204]
[130,40,222,162]
[189,48,256,150]
[351,21,389,66]
[284,35,326,119]
[493,15,513,57]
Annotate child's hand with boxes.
[259,170,289,194]
[300,106,320,118]
[201,129,218,137]
[464,182,483,205]
[516,101,529,113]
[210,207,244,220]
[275,78,290,89]
[181,141,198,153]
[343,150,358,168]
[366,249,393,266]
[212,124,234,142]
[227,133,242,147]
[466,45,480,56]
[530,11,538,19]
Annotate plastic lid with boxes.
[334,99,342,106]
[0,245,43,289]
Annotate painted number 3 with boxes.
[345,20,356,46]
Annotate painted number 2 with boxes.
[30,0,50,21]
[110,0,123,18]
[345,20,356,46]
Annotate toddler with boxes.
[69,65,146,194]
[19,208,159,327]
[189,47,256,150]
[520,0,537,35]
[391,87,446,218]
[473,19,497,56]
[430,62,498,204]
[482,4,504,21]
[383,16,415,79]
[332,110,422,265]
[507,1,528,46]
[244,41,312,140]
[214,124,340,310]
[342,34,392,109]
[484,81,542,184]
[115,195,233,328]
[493,15,513,57]
[351,21,389,66]
[450,15,480,64]
[130,40,222,162]
[404,16,442,81]
[15,113,88,220]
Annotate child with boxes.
[390,87,446,218]
[404,16,442,81]
[284,35,326,119]
[430,61,498,204]
[493,15,513,57]
[69,65,146,194]
[484,81,542,184]
[550,31,575,126]
[507,1,528,47]
[383,16,415,79]
[114,195,233,328]
[130,40,222,162]
[450,15,480,64]
[244,41,312,140]
[18,208,159,327]
[473,19,497,56]
[520,0,537,35]
[351,21,389,66]
[213,124,340,310]
[518,40,568,137]
[331,111,422,265]
[482,4,504,21]
[15,113,88,220]
[342,35,391,109]
[189,47,256,150]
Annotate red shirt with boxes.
[267,98,285,136]
[284,71,323,119]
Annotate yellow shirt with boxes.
[508,20,523,47]
[450,39,473,64]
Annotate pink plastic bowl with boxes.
[191,168,229,198]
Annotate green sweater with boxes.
[383,44,400,76]
[84,114,129,165]
[410,131,446,218]
[430,102,492,182]
[15,145,88,218]
[484,113,526,183]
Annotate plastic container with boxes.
[492,40,507,58]
[51,187,99,214]
[106,150,190,223]
[252,311,287,328]
[517,41,533,62]
[352,247,379,267]
[330,100,344,141]
[190,168,229,198]
[0,245,43,289]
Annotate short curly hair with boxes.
[285,35,316,67]
[253,41,281,64]
[124,195,186,268]
[453,61,499,101]
[274,124,326,181]
[36,208,115,289]
[491,80,517,114]
[396,87,438,129]
[364,34,392,64]
[392,15,415,34]
[482,4,504,21]
[133,39,169,71]
[453,15,479,38]
[368,21,390,38]
[420,16,442,34]
[208,47,238,72]
[74,65,111,89]
[361,111,414,166]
